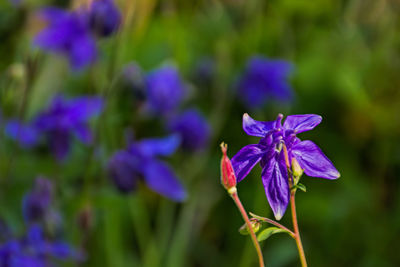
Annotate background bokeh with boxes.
[0,0,400,266]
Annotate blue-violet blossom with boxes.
[108,134,187,202]
[22,177,53,223]
[238,56,293,108]
[231,113,340,220]
[88,0,121,37]
[168,109,211,151]
[145,65,186,115]
[34,7,97,70]
[5,95,103,160]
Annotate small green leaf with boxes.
[257,227,290,242]
[297,183,307,192]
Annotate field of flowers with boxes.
[0,0,400,266]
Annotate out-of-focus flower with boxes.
[22,177,53,223]
[231,113,340,220]
[88,0,121,37]
[146,65,186,115]
[0,224,82,266]
[5,95,103,160]
[34,7,97,70]
[238,56,293,108]
[168,109,211,151]
[108,134,187,201]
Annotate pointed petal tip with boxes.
[274,212,283,221]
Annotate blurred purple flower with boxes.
[192,57,216,86]
[231,113,340,220]
[5,95,103,160]
[108,134,187,201]
[238,56,293,108]
[22,177,53,223]
[89,0,121,37]
[0,225,82,266]
[168,109,211,151]
[122,63,146,101]
[146,65,186,115]
[34,7,97,70]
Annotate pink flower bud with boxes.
[220,142,237,192]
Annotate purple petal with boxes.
[283,114,322,133]
[5,120,40,148]
[69,34,97,70]
[67,96,104,123]
[143,160,187,202]
[107,150,142,193]
[261,153,290,220]
[242,113,275,137]
[73,124,93,144]
[231,144,264,182]
[130,134,181,157]
[48,130,71,161]
[291,140,340,179]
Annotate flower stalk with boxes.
[220,143,265,267]
[283,143,308,267]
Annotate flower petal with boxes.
[291,140,340,179]
[242,113,275,137]
[72,124,93,144]
[131,134,181,157]
[283,114,322,133]
[5,120,40,148]
[261,153,290,220]
[231,144,264,182]
[69,34,97,70]
[143,160,187,202]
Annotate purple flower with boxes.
[231,113,340,220]
[168,109,211,151]
[0,225,82,266]
[88,0,121,37]
[122,63,146,101]
[108,134,187,202]
[238,56,293,108]
[34,7,97,70]
[5,95,103,160]
[146,65,186,115]
[22,178,53,223]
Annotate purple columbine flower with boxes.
[238,56,293,108]
[34,7,97,70]
[5,95,103,160]
[88,0,121,37]
[168,109,211,151]
[145,65,186,115]
[231,113,340,220]
[0,224,82,266]
[108,134,187,202]
[22,177,53,223]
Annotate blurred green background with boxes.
[0,0,400,266]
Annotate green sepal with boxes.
[296,183,307,192]
[239,219,261,235]
[257,227,291,242]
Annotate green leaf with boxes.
[296,183,307,192]
[257,227,291,242]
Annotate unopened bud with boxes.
[291,158,303,184]
[239,218,261,235]
[220,142,237,192]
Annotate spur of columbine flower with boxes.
[231,113,340,220]
[107,134,187,202]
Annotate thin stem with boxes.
[249,212,294,237]
[282,143,308,267]
[290,192,307,267]
[230,190,265,267]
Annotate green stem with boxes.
[249,212,294,237]
[230,189,265,267]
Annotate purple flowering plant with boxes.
[108,134,187,202]
[220,113,340,267]
[5,95,103,161]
